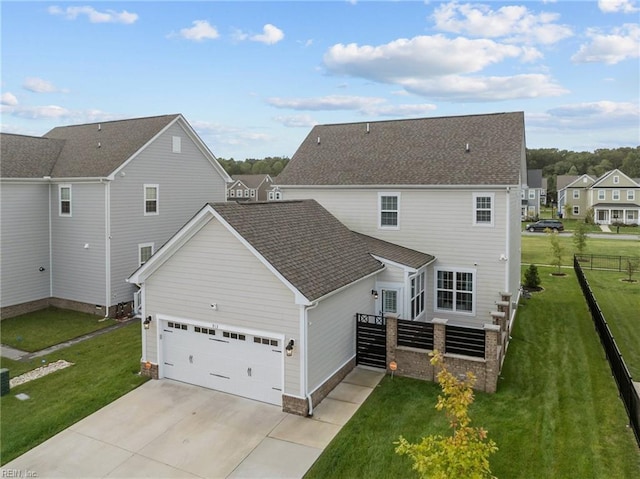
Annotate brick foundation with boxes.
[140,361,159,379]
[0,298,50,320]
[1,297,134,320]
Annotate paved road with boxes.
[522,231,639,241]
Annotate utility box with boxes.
[0,368,10,396]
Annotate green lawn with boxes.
[0,322,147,465]
[582,269,640,378]
[0,307,117,352]
[305,268,640,478]
[522,235,639,267]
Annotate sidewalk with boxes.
[0,318,137,362]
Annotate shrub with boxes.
[523,264,541,290]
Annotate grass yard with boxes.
[522,235,639,267]
[305,267,640,479]
[0,322,147,465]
[582,269,640,378]
[1,307,117,352]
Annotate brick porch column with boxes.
[484,323,500,393]
[490,311,506,346]
[432,317,447,353]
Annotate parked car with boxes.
[526,219,564,232]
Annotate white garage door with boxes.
[161,320,283,406]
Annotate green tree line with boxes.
[216,156,290,176]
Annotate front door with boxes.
[378,287,403,319]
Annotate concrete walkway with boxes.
[1,318,136,362]
[3,367,385,479]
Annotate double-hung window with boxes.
[573,189,580,199]
[528,190,535,200]
[410,271,425,319]
[436,269,474,314]
[59,185,71,216]
[138,243,154,266]
[144,185,159,215]
[612,190,620,201]
[379,193,400,229]
[598,190,605,200]
[473,193,493,226]
[627,190,635,201]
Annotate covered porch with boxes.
[593,203,640,225]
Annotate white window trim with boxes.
[138,243,154,266]
[172,136,181,153]
[250,189,256,198]
[268,191,274,200]
[528,190,536,200]
[612,190,620,201]
[434,268,476,315]
[573,206,580,215]
[244,189,249,198]
[144,184,159,216]
[613,175,619,184]
[473,192,494,227]
[378,192,400,230]
[274,191,282,200]
[410,269,426,320]
[229,189,235,197]
[598,190,605,200]
[59,184,72,217]
[573,189,580,199]
[627,190,635,201]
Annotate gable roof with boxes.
[0,133,64,178]
[44,114,180,178]
[130,200,385,303]
[353,232,434,269]
[276,112,525,186]
[230,174,272,189]
[564,174,596,189]
[592,169,640,188]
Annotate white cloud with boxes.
[175,20,220,41]
[190,121,272,149]
[48,5,138,24]
[598,0,639,13]
[267,95,437,117]
[432,2,573,45]
[1,102,118,123]
[572,23,640,64]
[235,24,285,45]
[1,92,18,106]
[273,115,318,128]
[23,77,66,93]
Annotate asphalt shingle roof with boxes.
[0,133,64,178]
[352,233,435,269]
[211,200,384,301]
[277,112,525,186]
[231,175,271,189]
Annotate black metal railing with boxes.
[445,325,485,358]
[574,255,640,447]
[397,319,434,350]
[355,314,387,369]
[575,254,640,272]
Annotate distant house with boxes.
[522,169,546,219]
[227,174,274,202]
[0,114,230,319]
[557,170,639,224]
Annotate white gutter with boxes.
[103,179,111,318]
[278,184,517,191]
[302,301,320,416]
[47,179,53,296]
[505,186,511,292]
[308,265,385,305]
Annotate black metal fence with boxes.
[575,254,640,272]
[574,255,640,447]
[355,314,387,369]
[397,319,434,349]
[445,325,486,358]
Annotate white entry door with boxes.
[161,320,282,405]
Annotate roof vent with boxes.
[98,123,101,131]
[366,123,370,134]
[465,143,470,153]
[97,142,101,148]
[317,136,320,145]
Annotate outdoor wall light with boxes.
[143,316,152,330]
[285,339,295,357]
[371,290,379,299]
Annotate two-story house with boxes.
[557,170,639,224]
[227,174,274,201]
[0,114,230,319]
[522,169,546,219]
[128,112,525,415]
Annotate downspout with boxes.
[505,186,511,293]
[46,178,52,297]
[103,179,111,319]
[303,301,320,416]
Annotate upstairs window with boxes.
[229,189,235,198]
[138,243,154,266]
[59,185,72,216]
[473,193,493,226]
[528,190,535,200]
[172,136,181,153]
[598,190,605,200]
[573,189,580,199]
[244,189,249,198]
[144,185,158,215]
[613,175,619,184]
[612,190,620,201]
[250,189,256,198]
[627,190,635,201]
[379,193,400,229]
[436,269,474,314]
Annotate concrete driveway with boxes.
[3,367,384,479]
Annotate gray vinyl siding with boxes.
[143,218,301,395]
[50,182,106,305]
[109,122,227,306]
[307,278,375,392]
[285,187,512,327]
[0,183,51,306]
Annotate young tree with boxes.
[573,221,588,256]
[625,258,640,283]
[523,264,541,290]
[548,229,564,274]
[395,351,498,479]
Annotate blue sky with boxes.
[1,1,639,160]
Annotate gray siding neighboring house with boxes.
[0,114,230,318]
[227,174,274,201]
[276,112,526,329]
[522,169,546,219]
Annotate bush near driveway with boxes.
[305,268,640,479]
[0,322,147,465]
[1,307,117,352]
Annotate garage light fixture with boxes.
[286,339,295,357]
[143,316,152,330]
[371,290,378,300]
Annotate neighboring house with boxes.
[276,112,526,331]
[557,170,639,224]
[0,114,230,319]
[227,174,274,201]
[127,200,433,413]
[522,169,546,219]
